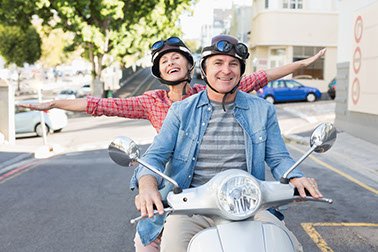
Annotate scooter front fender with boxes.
[188,221,295,252]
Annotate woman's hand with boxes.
[17,101,54,111]
[290,177,323,199]
[302,48,327,67]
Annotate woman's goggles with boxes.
[206,40,249,60]
[151,37,186,54]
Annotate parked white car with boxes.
[55,89,77,100]
[15,100,68,137]
[76,84,91,97]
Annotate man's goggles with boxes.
[203,40,249,60]
[151,37,186,54]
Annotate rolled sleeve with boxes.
[265,104,304,180]
[130,106,180,190]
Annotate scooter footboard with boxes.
[188,221,295,252]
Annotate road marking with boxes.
[302,222,378,252]
[282,107,318,123]
[0,160,43,183]
[289,144,378,195]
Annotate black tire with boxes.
[306,93,317,102]
[35,123,49,137]
[265,95,275,104]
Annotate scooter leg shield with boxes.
[187,221,295,252]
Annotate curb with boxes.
[283,134,308,146]
[0,152,34,171]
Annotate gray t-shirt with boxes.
[190,101,247,187]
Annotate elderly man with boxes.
[132,34,322,252]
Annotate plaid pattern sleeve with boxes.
[239,70,268,93]
[86,96,149,119]
[86,90,171,132]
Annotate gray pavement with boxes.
[1,105,378,187]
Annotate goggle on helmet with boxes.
[200,34,249,75]
[151,37,194,82]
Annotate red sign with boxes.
[353,47,361,74]
[352,78,360,105]
[354,16,363,43]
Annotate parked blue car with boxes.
[257,79,321,103]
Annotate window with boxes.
[15,106,31,114]
[285,80,302,88]
[271,48,286,56]
[269,80,285,89]
[269,48,286,69]
[283,0,303,9]
[292,46,324,80]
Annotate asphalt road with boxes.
[1,100,377,251]
[1,72,377,251]
[1,138,377,251]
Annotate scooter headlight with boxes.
[217,174,261,220]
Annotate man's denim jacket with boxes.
[130,90,303,245]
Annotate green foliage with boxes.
[0,24,41,67]
[0,0,193,81]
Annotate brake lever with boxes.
[293,188,333,204]
[130,207,173,224]
[293,196,333,204]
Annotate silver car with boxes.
[15,100,68,137]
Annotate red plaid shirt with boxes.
[86,70,268,132]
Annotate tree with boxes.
[0,0,191,95]
[1,0,193,96]
[33,18,82,68]
[0,24,41,91]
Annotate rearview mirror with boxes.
[281,122,337,183]
[310,123,337,153]
[108,136,140,167]
[108,136,183,194]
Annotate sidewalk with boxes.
[1,108,378,186]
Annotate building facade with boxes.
[335,0,378,144]
[248,0,338,92]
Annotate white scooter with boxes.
[108,122,337,252]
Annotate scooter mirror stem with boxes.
[137,158,183,194]
[280,144,318,184]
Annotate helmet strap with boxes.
[182,83,188,96]
[158,78,190,86]
[157,66,193,86]
[203,76,240,111]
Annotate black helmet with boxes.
[200,34,249,76]
[151,37,194,86]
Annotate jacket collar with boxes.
[197,89,249,110]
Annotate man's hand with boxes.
[135,175,164,218]
[17,101,54,111]
[290,177,323,199]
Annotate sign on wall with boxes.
[348,2,378,115]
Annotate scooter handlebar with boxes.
[130,207,173,224]
[294,188,333,204]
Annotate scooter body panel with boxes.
[188,221,295,252]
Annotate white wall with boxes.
[338,0,378,115]
[337,0,378,62]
